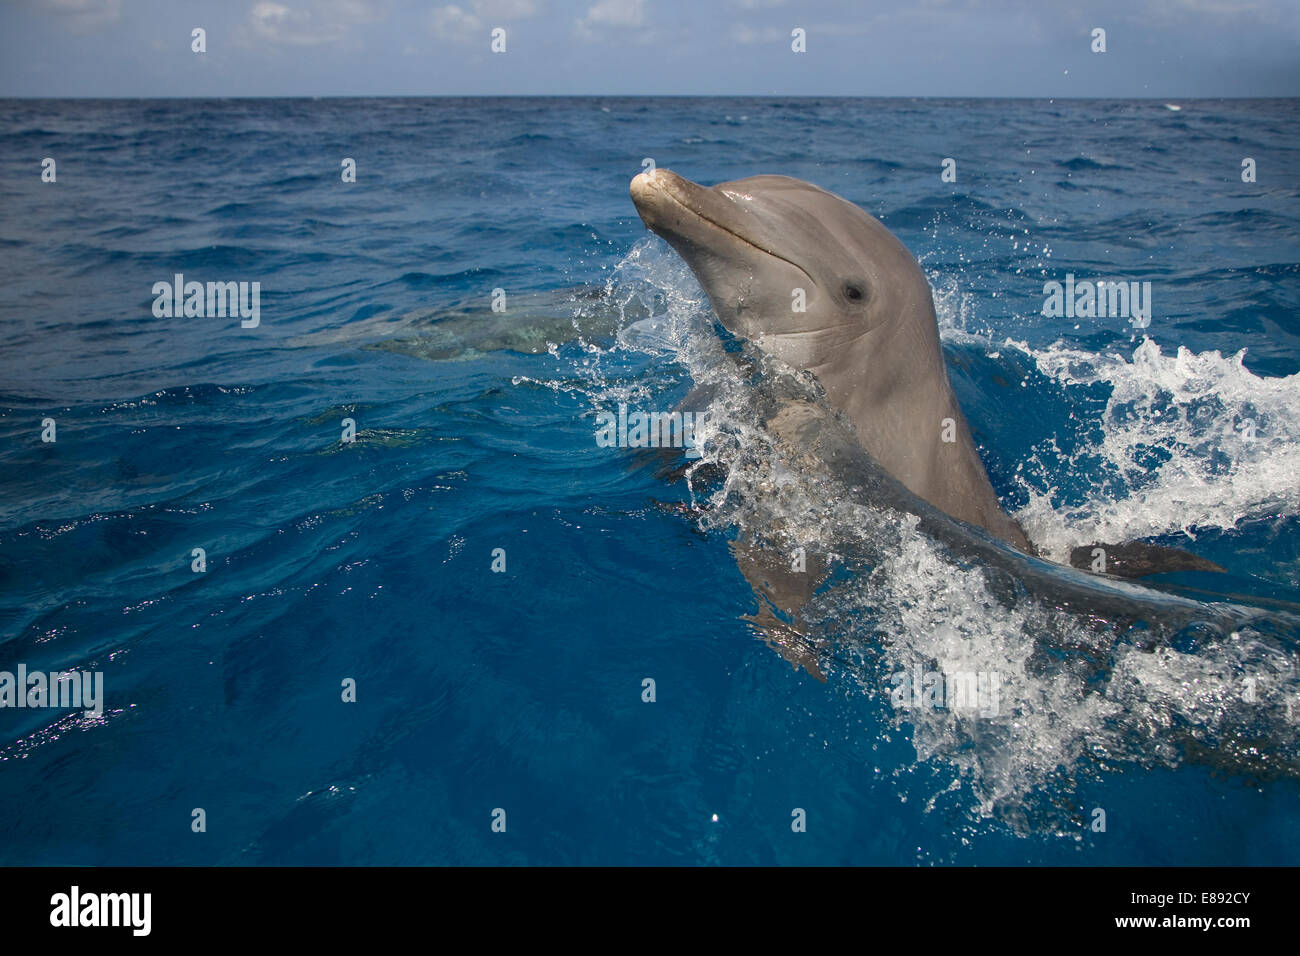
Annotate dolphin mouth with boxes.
[630,170,813,282]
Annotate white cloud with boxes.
[248,0,383,47]
[30,0,122,33]
[429,1,538,42]
[430,4,482,40]
[1145,0,1299,32]
[730,23,785,44]
[575,0,646,41]
[474,0,538,17]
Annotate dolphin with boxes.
[628,170,1300,783]
[628,169,1232,579]
[630,169,1034,552]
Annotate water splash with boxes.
[560,241,1300,826]
[1008,337,1300,560]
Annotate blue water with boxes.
[2,97,1299,865]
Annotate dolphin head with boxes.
[629,169,938,371]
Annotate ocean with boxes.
[1,96,1298,864]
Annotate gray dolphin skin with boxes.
[630,168,1033,552]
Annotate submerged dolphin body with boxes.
[289,286,645,361]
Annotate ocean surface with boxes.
[1,97,1299,865]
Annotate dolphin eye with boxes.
[842,282,867,303]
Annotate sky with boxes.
[1,0,1298,98]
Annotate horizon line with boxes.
[3,93,1297,101]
